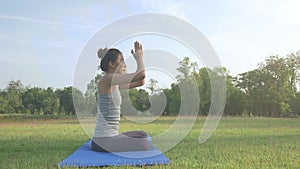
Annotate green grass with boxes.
[0,116,299,169]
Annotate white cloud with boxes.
[0,14,99,28]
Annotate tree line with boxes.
[0,80,80,115]
[0,51,299,117]
[159,52,300,117]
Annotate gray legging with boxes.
[91,130,150,152]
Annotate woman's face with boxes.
[112,54,127,74]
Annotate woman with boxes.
[92,41,150,152]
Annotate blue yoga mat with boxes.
[58,136,170,167]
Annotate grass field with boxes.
[0,115,299,169]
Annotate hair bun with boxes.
[97,48,109,59]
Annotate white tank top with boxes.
[93,86,122,137]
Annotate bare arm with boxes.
[102,41,145,86]
[119,79,145,90]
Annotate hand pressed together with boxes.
[131,41,143,61]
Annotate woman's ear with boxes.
[108,61,114,70]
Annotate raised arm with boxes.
[102,41,145,87]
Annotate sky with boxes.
[1,0,300,91]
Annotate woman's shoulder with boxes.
[98,74,112,85]
[98,77,120,94]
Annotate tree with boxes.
[259,55,294,116]
[147,79,159,95]
[236,69,276,116]
[85,73,103,98]
[41,87,59,115]
[129,89,150,112]
[198,68,211,115]
[120,88,150,116]
[224,75,246,116]
[163,83,181,116]
[286,51,300,93]
[173,57,201,115]
[22,87,41,114]
[84,73,103,115]
[0,90,8,114]
[191,61,199,75]
[290,92,300,116]
[235,52,300,117]
[59,87,84,115]
[72,87,86,115]
[4,80,24,114]
[176,57,191,81]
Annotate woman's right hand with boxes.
[131,41,143,61]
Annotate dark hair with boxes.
[98,48,122,72]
